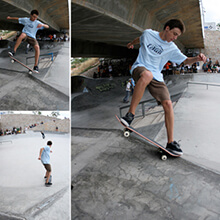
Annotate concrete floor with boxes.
[0,131,70,220]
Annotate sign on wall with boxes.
[204,22,216,31]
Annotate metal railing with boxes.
[119,97,163,118]
[187,81,220,90]
[26,52,57,65]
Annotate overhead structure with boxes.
[72,0,204,57]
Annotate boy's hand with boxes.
[38,157,41,160]
[127,42,134,49]
[37,24,43,28]
[7,16,11,19]
[198,53,206,63]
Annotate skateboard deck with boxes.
[115,115,181,160]
[9,54,39,74]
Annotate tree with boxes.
[50,112,60,118]
[32,111,42,115]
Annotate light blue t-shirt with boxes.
[41,145,51,164]
[19,17,44,39]
[131,29,187,82]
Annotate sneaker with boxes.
[45,182,52,187]
[166,141,183,155]
[8,51,15,56]
[120,112,134,127]
[33,65,39,73]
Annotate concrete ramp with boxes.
[0,41,69,110]
[72,128,220,219]
[72,73,220,219]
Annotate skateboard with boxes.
[9,54,39,74]
[115,115,181,160]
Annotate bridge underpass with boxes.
[72,0,204,57]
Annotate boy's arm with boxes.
[127,37,140,49]
[37,23,49,29]
[7,16,19,21]
[184,53,206,65]
[38,147,44,160]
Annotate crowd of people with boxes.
[0,121,44,136]
[93,57,220,80]
[202,58,220,73]
[93,58,132,78]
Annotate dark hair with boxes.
[31,9,39,16]
[164,19,185,33]
[47,141,52,146]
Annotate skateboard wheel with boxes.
[161,155,167,161]
[29,71,32,74]
[124,130,130,138]
[11,59,14,63]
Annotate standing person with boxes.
[120,19,206,155]
[123,79,131,103]
[38,141,53,187]
[7,9,49,73]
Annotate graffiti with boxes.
[96,83,116,92]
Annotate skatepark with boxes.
[0,40,69,110]
[72,72,220,219]
[0,130,70,220]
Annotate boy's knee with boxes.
[34,44,40,50]
[139,70,153,85]
[162,100,173,111]
[19,33,27,39]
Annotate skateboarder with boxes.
[120,19,206,155]
[7,9,49,73]
[38,141,53,187]
[41,131,45,139]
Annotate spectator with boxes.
[123,79,131,103]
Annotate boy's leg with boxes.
[13,33,27,53]
[148,81,174,143]
[148,81,182,154]
[161,100,174,143]
[45,171,51,183]
[129,68,153,115]
[121,67,153,126]
[34,44,40,66]
[44,164,52,184]
[26,37,40,67]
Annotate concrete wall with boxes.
[201,30,220,63]
[0,114,70,133]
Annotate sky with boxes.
[202,0,220,24]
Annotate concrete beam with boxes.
[72,39,138,58]
[72,0,204,57]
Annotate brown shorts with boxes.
[43,164,52,172]
[24,36,39,47]
[132,66,170,103]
